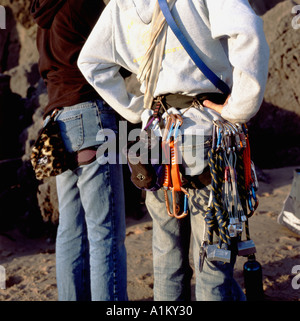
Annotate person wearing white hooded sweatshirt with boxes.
[78,0,269,301]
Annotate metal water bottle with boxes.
[243,254,264,301]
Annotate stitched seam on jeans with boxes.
[106,164,119,300]
[111,166,119,300]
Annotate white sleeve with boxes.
[205,0,269,123]
[78,1,144,124]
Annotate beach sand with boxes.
[0,166,299,301]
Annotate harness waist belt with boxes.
[153,92,227,110]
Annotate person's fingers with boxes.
[203,100,223,114]
[224,95,231,104]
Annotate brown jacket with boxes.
[31,0,105,116]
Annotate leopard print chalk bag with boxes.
[31,109,69,180]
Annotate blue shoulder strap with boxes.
[158,0,231,95]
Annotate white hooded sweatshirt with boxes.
[78,0,269,124]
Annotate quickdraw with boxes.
[162,113,189,219]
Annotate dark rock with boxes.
[249,0,286,15]
[0,74,24,160]
[247,1,300,169]
[248,101,300,169]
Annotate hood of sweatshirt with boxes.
[131,0,155,24]
[30,0,67,29]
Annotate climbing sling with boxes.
[149,0,231,219]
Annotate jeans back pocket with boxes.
[58,114,84,153]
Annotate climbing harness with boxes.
[136,0,260,269]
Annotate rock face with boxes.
[0,0,300,234]
[0,1,54,234]
[248,0,300,168]
[263,1,300,116]
[0,74,23,160]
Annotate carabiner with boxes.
[173,187,189,219]
[216,128,223,150]
[247,184,259,217]
[164,189,174,217]
[162,113,188,219]
[162,114,175,142]
[174,114,183,141]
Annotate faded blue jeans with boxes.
[146,187,246,301]
[54,100,127,301]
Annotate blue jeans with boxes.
[146,135,246,301]
[54,100,127,301]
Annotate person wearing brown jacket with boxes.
[31,0,127,301]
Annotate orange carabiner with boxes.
[162,113,189,219]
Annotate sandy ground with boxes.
[0,166,299,301]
